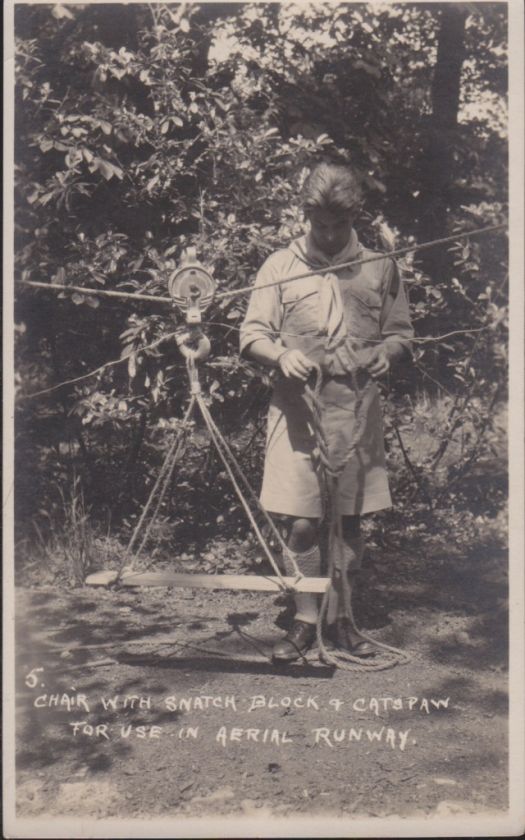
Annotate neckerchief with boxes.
[289,231,363,374]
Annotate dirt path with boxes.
[14,538,508,821]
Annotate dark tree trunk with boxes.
[190,4,245,78]
[418,4,468,277]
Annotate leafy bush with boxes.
[13,3,508,579]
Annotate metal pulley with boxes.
[169,247,214,369]
[168,247,215,324]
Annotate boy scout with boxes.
[240,162,413,662]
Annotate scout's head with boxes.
[302,162,363,257]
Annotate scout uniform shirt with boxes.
[240,229,414,518]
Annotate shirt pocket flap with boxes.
[281,276,319,305]
[346,285,382,311]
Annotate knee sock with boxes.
[282,544,321,625]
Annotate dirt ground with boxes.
[14,530,508,825]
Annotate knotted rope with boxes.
[303,365,411,670]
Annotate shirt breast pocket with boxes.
[343,287,382,340]
[281,279,320,335]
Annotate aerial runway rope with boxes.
[20,221,507,402]
[18,221,507,670]
[22,222,505,307]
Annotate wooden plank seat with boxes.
[85,570,330,593]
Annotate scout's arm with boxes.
[364,258,414,379]
[380,258,414,358]
[239,256,314,381]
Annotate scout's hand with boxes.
[363,346,390,379]
[278,349,315,381]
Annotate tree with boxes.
[418,3,468,278]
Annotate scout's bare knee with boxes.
[288,518,318,553]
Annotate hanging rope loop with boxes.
[176,328,211,362]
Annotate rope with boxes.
[193,391,298,569]
[214,223,506,302]
[115,352,300,589]
[205,320,491,345]
[194,390,300,587]
[21,331,180,399]
[19,222,506,404]
[118,396,196,578]
[132,411,194,559]
[303,366,369,479]
[22,279,172,305]
[21,324,491,404]
[303,365,411,670]
[20,223,506,310]
[43,630,328,669]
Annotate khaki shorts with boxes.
[260,377,392,518]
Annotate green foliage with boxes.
[13,3,508,571]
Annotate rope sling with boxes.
[20,222,507,668]
[119,355,301,585]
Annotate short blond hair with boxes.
[302,162,363,215]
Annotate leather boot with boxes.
[272,619,316,663]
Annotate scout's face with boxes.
[307,207,354,257]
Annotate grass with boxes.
[17,476,115,586]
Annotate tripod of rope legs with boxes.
[86,332,329,597]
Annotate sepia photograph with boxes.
[4,0,524,836]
